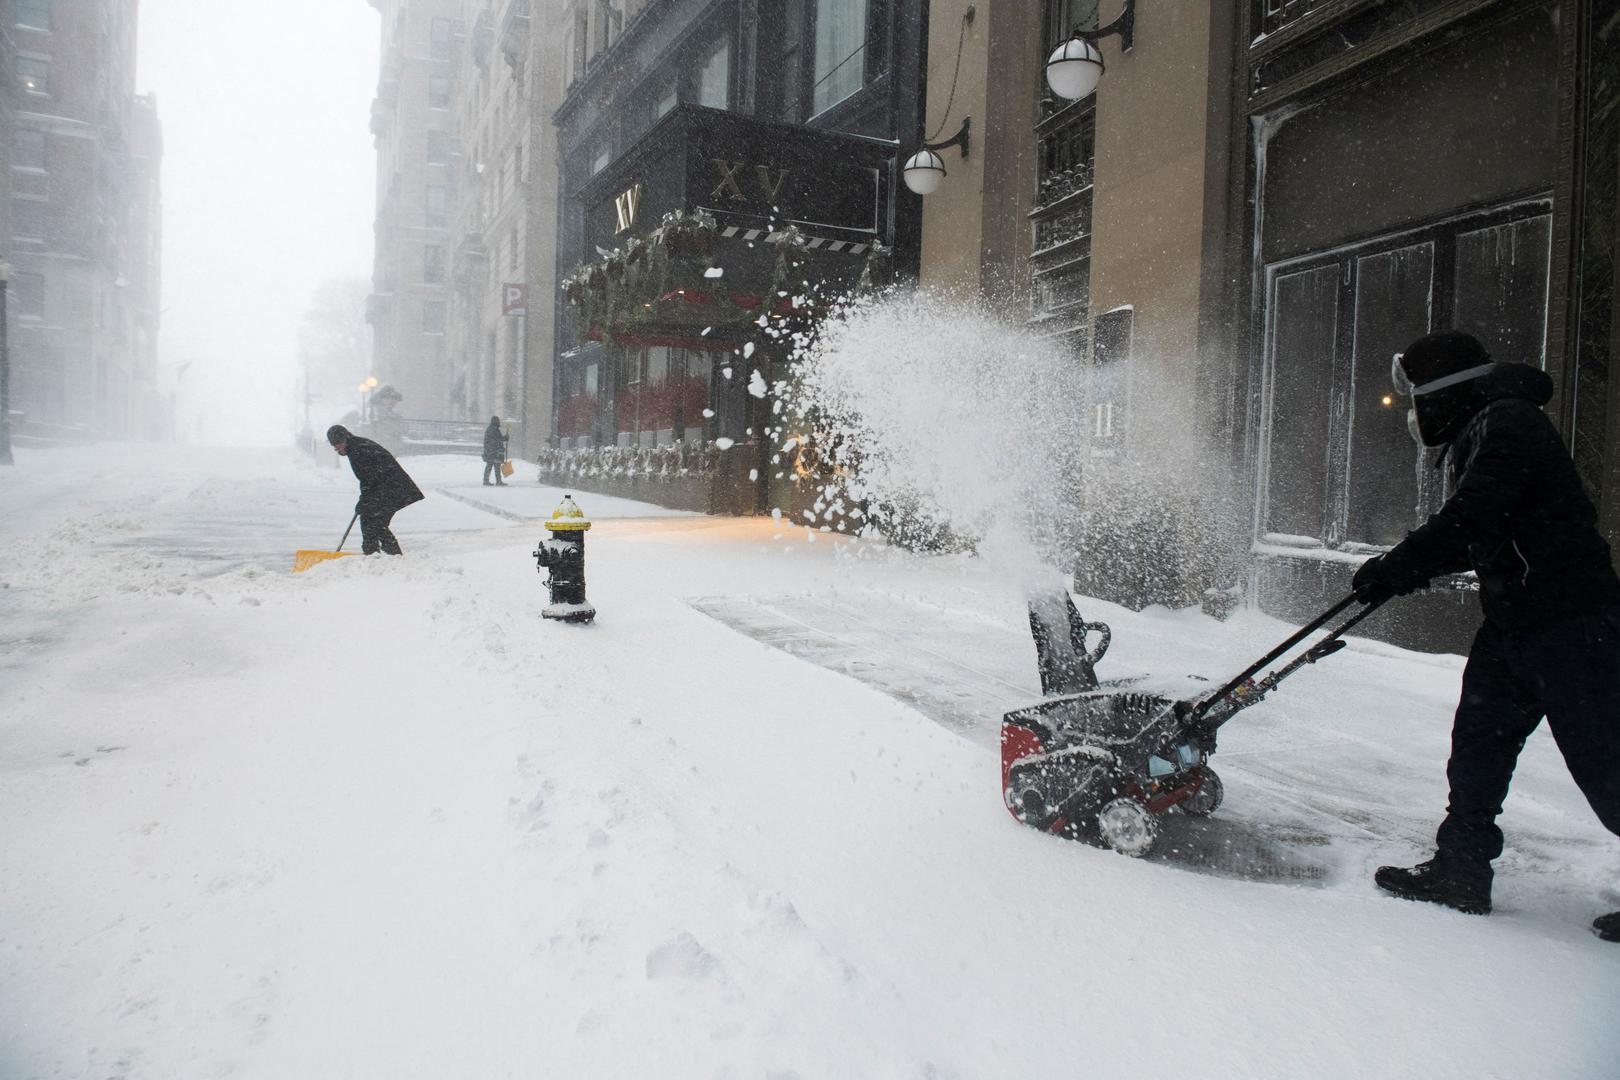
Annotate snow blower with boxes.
[1001,591,1379,856]
[293,514,360,573]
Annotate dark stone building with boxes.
[540,0,926,513]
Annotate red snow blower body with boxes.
[1000,592,1376,856]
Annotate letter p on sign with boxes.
[503,283,528,316]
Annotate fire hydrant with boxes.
[533,494,595,623]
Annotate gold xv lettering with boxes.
[614,182,643,233]
[710,159,789,202]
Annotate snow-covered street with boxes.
[2,445,1617,1078]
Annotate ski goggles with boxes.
[1390,353,1498,398]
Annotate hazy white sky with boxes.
[138,1,379,444]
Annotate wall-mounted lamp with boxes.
[1046,0,1135,101]
[902,116,971,196]
[903,5,975,196]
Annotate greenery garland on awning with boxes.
[562,209,892,348]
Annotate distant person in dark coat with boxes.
[1351,330,1620,942]
[326,425,425,556]
[482,415,508,486]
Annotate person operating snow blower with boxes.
[327,424,424,556]
[1351,330,1620,942]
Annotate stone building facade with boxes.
[366,0,462,423]
[443,0,558,458]
[920,0,1620,651]
[3,0,163,443]
[364,0,558,458]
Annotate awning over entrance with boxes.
[564,104,896,347]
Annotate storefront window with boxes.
[1264,263,1340,542]
[812,0,867,115]
[557,356,601,444]
[1347,243,1433,545]
[697,39,730,110]
[1453,216,1552,368]
[1260,202,1552,551]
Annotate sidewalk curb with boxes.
[434,486,540,523]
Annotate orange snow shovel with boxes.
[293,514,360,573]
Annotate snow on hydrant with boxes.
[533,494,596,623]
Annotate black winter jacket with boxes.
[345,434,425,517]
[483,421,508,464]
[1391,364,1620,626]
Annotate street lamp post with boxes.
[0,262,12,466]
[358,375,378,424]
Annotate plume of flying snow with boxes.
[786,292,1086,580]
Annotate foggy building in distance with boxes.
[363,0,556,459]
[365,0,462,423]
[3,0,164,442]
[441,0,557,460]
[541,0,925,514]
[921,0,1620,652]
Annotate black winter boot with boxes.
[1595,912,1620,942]
[1374,856,1492,915]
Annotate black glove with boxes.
[1352,549,1430,606]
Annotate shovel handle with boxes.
[335,513,358,553]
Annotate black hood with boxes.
[1397,328,1552,447]
[1474,361,1553,408]
[1412,361,1552,447]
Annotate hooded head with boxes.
[489,415,501,426]
[326,424,352,453]
[1393,331,1551,447]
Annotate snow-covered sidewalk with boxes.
[1,445,1616,1078]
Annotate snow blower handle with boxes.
[1189,593,1382,729]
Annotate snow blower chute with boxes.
[1000,591,1379,856]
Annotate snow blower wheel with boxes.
[1097,797,1158,857]
[1179,767,1224,817]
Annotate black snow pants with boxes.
[1436,605,1620,863]
[359,508,403,555]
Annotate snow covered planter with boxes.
[1072,481,1229,612]
[534,440,728,513]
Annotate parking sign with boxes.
[502,283,528,316]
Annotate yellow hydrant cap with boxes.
[547,494,592,531]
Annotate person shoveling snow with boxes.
[327,424,424,556]
[1352,330,1620,942]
